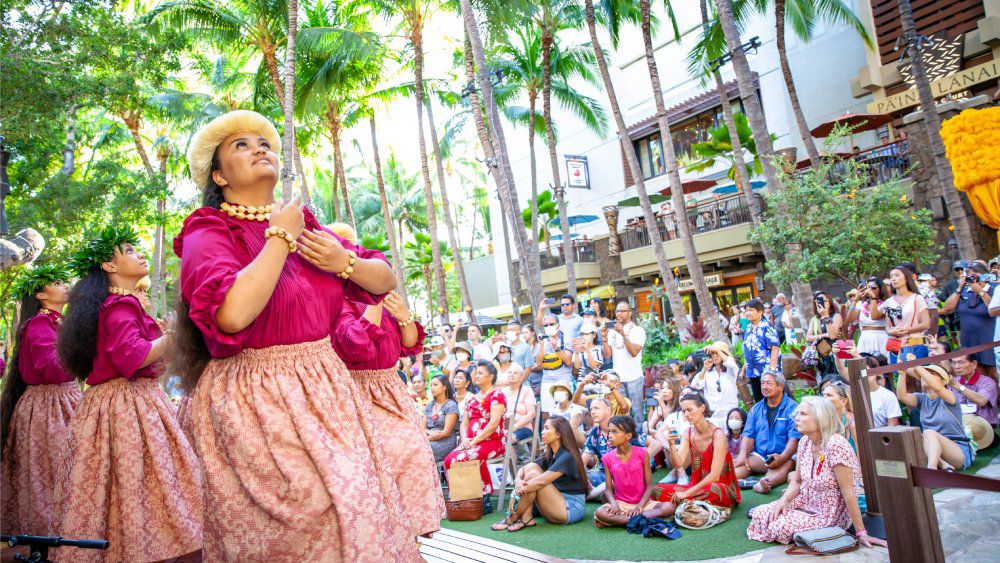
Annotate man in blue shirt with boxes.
[734,370,800,494]
[741,298,781,402]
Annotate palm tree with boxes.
[499,24,606,295]
[687,112,771,188]
[712,0,814,326]
[583,0,691,339]
[369,114,409,301]
[897,0,976,258]
[404,232,450,321]
[637,0,727,342]
[458,4,545,312]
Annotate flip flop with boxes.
[507,517,535,533]
[490,520,511,532]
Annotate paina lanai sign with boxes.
[866,59,1000,114]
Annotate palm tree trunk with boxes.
[528,92,540,249]
[330,159,341,221]
[541,28,576,296]
[151,152,169,318]
[699,0,780,276]
[775,0,820,167]
[423,266,435,321]
[584,0,691,339]
[264,49,309,203]
[334,135,355,227]
[714,0,813,326]
[279,0,299,200]
[499,200,520,316]
[640,0,727,343]
[460,22,545,311]
[898,0,977,259]
[61,104,76,176]
[122,114,156,177]
[370,116,408,303]
[293,145,312,206]
[411,26,449,325]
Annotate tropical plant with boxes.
[686,112,772,190]
[403,231,452,321]
[520,190,560,246]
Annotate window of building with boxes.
[634,133,665,179]
[631,101,746,179]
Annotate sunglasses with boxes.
[543,323,558,327]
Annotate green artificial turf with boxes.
[441,468,783,562]
[441,449,1000,562]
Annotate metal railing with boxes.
[810,139,911,188]
[539,239,597,270]
[619,194,763,252]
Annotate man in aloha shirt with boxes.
[741,298,781,402]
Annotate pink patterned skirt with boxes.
[175,394,195,445]
[191,339,421,562]
[1,381,82,535]
[351,368,444,537]
[53,377,203,562]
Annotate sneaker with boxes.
[677,472,690,486]
[658,470,679,485]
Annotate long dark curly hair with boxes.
[0,295,42,449]
[170,152,222,394]
[57,268,109,380]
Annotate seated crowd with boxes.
[399,261,999,547]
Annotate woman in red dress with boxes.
[330,222,444,538]
[172,110,419,561]
[443,361,507,514]
[653,393,741,512]
[0,265,81,536]
[53,226,202,562]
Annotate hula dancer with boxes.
[0,264,81,536]
[330,223,444,539]
[172,110,419,561]
[53,226,202,562]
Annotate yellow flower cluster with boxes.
[941,106,1000,230]
[941,107,1000,191]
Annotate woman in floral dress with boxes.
[747,397,886,548]
[443,360,507,514]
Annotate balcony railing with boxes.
[806,139,911,187]
[619,194,763,252]
[539,239,597,270]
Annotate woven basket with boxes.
[445,498,483,521]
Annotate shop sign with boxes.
[677,273,723,292]
[565,155,590,189]
[867,59,1000,114]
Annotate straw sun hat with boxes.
[705,341,732,358]
[187,110,281,190]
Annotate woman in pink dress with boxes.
[443,361,507,514]
[1,264,81,536]
[53,227,202,562]
[332,281,444,538]
[747,396,886,548]
[172,110,419,561]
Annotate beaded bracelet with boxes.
[338,250,358,280]
[398,313,415,328]
[265,227,298,253]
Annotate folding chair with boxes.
[496,401,542,512]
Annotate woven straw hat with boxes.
[187,110,281,190]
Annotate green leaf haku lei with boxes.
[67,224,141,278]
[10,263,72,301]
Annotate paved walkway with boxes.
[571,455,1000,563]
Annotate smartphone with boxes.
[604,320,615,330]
[545,297,556,305]
[982,273,997,283]
[765,454,776,465]
[422,352,431,363]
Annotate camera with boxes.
[966,272,980,284]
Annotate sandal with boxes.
[507,517,536,532]
[490,519,512,532]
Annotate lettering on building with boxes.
[867,59,1000,114]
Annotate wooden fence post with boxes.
[846,359,882,524]
[868,426,944,563]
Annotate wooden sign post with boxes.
[846,358,886,538]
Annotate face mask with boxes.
[553,391,569,403]
[456,351,470,362]
[544,326,559,338]
[506,330,519,343]
[498,353,511,363]
[728,419,744,431]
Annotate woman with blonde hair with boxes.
[747,397,885,548]
[821,381,857,453]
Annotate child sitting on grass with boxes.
[594,416,675,527]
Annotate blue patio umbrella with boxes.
[548,214,599,227]
[711,180,766,195]
[550,233,582,241]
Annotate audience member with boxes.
[490,416,589,530]
[573,323,604,380]
[593,416,674,527]
[747,397,884,548]
[725,408,747,457]
[536,314,574,415]
[520,324,542,394]
[899,364,975,470]
[741,299,781,402]
[602,301,648,425]
[425,375,460,462]
[734,370,800,494]
[548,382,587,446]
[948,354,998,427]
[806,291,843,384]
[941,262,998,378]
[466,324,493,362]
[572,370,631,417]
[652,393,741,512]
[444,361,508,515]
[451,368,476,417]
[582,398,643,501]
[506,321,535,372]
[691,341,740,429]
[493,342,515,390]
[874,265,930,364]
[647,378,689,486]
[821,381,857,453]
[502,363,537,444]
[445,341,475,378]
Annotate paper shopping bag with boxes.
[447,460,482,501]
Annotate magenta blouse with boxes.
[87,294,162,386]
[18,310,74,385]
[332,301,427,370]
[174,206,389,358]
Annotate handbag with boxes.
[885,338,902,354]
[674,500,731,530]
[785,526,859,556]
[800,345,819,370]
